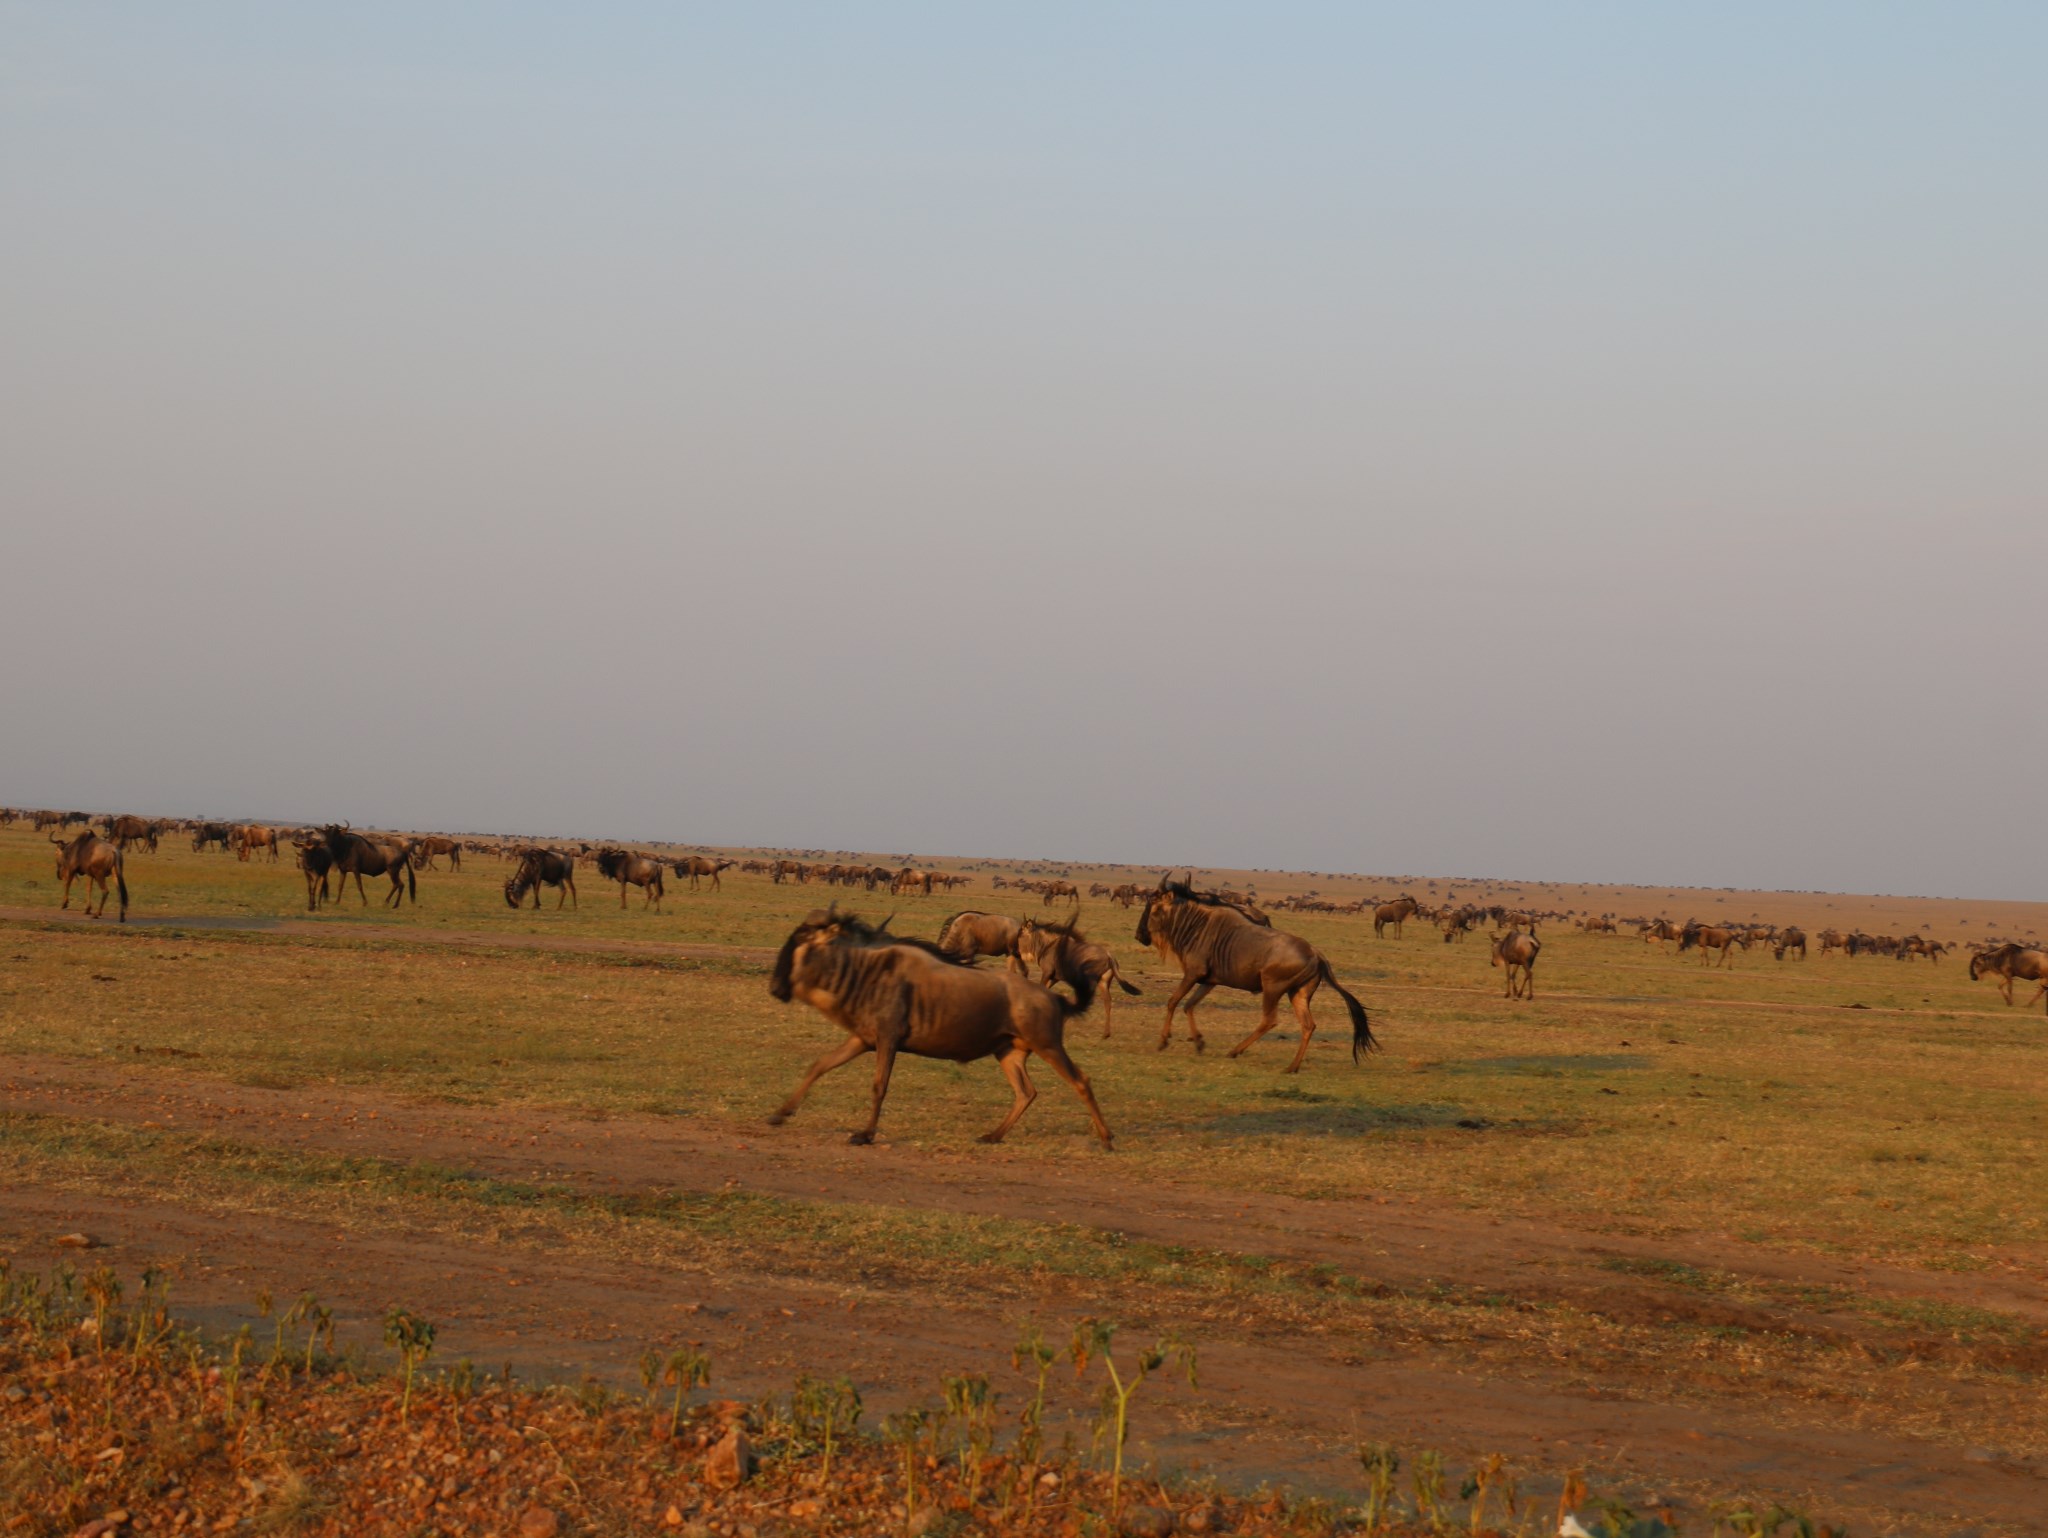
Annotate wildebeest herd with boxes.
[8,802,2045,1147]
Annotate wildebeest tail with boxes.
[1108,961,1141,996]
[404,858,417,903]
[1319,958,1378,1061]
[114,850,129,923]
[1051,941,1101,1022]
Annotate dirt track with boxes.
[3,1054,2042,1534]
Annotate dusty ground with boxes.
[5,1052,2044,1535]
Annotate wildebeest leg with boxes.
[1177,981,1215,1053]
[1101,986,1113,1039]
[1281,986,1321,1073]
[1524,963,1536,999]
[1030,1042,1114,1150]
[1158,974,1197,1050]
[1225,984,1286,1061]
[59,872,75,911]
[980,1046,1038,1144]
[852,1033,903,1146]
[767,1034,871,1127]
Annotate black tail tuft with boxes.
[1052,942,1101,1022]
[1321,959,1378,1062]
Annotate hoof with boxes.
[977,1131,1005,1145]
[1193,1037,1207,1054]
[1155,1038,1172,1052]
[766,1112,788,1127]
[847,1131,874,1147]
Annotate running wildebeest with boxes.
[505,848,578,910]
[1137,874,1378,1070]
[672,855,736,892]
[317,823,417,907]
[1970,944,2048,1010]
[1015,916,1143,1037]
[767,907,1115,1148]
[52,831,127,922]
[595,848,665,909]
[1373,896,1420,938]
[935,910,1025,969]
[1491,929,1541,999]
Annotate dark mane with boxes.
[1162,877,1271,926]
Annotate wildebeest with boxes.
[595,848,665,909]
[1137,874,1377,1070]
[1970,944,2048,1010]
[234,824,281,862]
[672,855,736,892]
[1490,929,1541,998]
[893,867,935,897]
[1678,921,1742,967]
[410,835,463,872]
[1373,896,1420,938]
[1774,926,1808,961]
[190,822,234,854]
[936,911,1024,969]
[292,836,335,911]
[317,823,417,907]
[1015,917,1142,1037]
[1040,880,1080,907]
[105,814,160,853]
[1896,936,1948,964]
[52,832,127,921]
[505,847,578,909]
[767,907,1114,1148]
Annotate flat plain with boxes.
[3,826,2046,1535]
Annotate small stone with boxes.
[1183,1505,1222,1534]
[1962,1446,2000,1465]
[906,1507,941,1537]
[517,1506,561,1538]
[54,1232,98,1249]
[1121,1505,1176,1537]
[663,1506,683,1528]
[787,1500,821,1518]
[704,1425,755,1489]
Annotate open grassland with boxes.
[4,825,2048,1532]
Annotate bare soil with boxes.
[4,1054,2042,1535]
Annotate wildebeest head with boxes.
[770,905,863,1001]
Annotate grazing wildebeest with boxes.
[893,867,934,897]
[1015,917,1142,1037]
[1041,879,1080,907]
[595,848,665,909]
[317,824,417,907]
[1896,936,1948,964]
[1639,918,1683,951]
[767,907,1114,1148]
[52,832,127,921]
[410,836,463,872]
[936,911,1025,969]
[1970,944,2048,1010]
[235,824,281,862]
[1137,875,1377,1070]
[1441,906,1482,943]
[1373,896,1420,938]
[1678,921,1742,967]
[505,848,578,910]
[1579,914,1617,935]
[1491,929,1541,999]
[191,822,234,854]
[105,815,160,853]
[1109,883,1143,909]
[292,836,335,911]
[1774,926,1808,961]
[672,855,737,892]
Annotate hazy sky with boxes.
[3,6,2043,898]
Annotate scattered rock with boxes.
[1121,1504,1176,1536]
[906,1506,941,1536]
[1962,1446,2000,1465]
[517,1506,560,1538]
[53,1233,99,1249]
[704,1425,755,1489]
[663,1506,683,1528]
